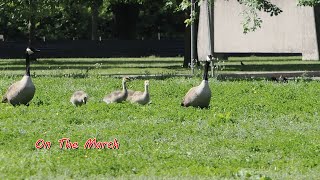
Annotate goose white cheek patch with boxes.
[26,48,34,55]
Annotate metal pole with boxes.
[190,0,195,74]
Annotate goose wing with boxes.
[129,91,145,104]
[2,81,20,103]
[182,85,211,108]
[70,91,88,106]
[131,91,144,97]
[2,79,35,106]
[103,90,126,103]
[181,87,198,107]
[126,90,136,101]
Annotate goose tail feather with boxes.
[103,98,111,104]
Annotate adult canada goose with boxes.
[127,80,150,105]
[181,55,212,108]
[70,91,88,106]
[103,77,129,104]
[270,75,288,83]
[278,75,288,83]
[2,47,39,106]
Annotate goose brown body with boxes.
[181,55,212,108]
[127,90,135,98]
[103,77,129,104]
[181,80,211,108]
[70,91,88,106]
[127,80,150,105]
[2,48,37,106]
[2,75,35,106]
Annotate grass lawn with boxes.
[0,57,320,179]
[0,57,188,77]
[1,55,320,77]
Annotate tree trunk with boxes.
[183,23,191,68]
[111,3,140,40]
[28,0,35,47]
[314,6,320,60]
[28,18,35,46]
[91,2,99,40]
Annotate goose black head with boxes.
[26,47,40,63]
[26,47,40,55]
[202,55,213,81]
[206,55,213,62]
[26,48,34,55]
[122,76,131,82]
[25,47,40,76]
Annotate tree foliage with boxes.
[1,0,320,41]
[298,0,320,6]
[170,0,282,33]
[237,0,320,33]
[0,0,185,41]
[236,0,282,33]
[0,0,60,41]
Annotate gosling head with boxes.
[122,77,130,83]
[26,47,40,55]
[26,48,34,55]
[206,55,213,62]
[144,80,149,87]
[82,95,88,104]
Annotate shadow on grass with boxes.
[0,72,192,80]
[223,64,320,71]
[228,59,302,62]
[0,65,184,71]
[0,59,183,66]
[2,63,320,72]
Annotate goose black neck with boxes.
[25,53,30,76]
[145,85,149,93]
[203,61,210,80]
[122,81,127,91]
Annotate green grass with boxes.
[219,56,320,72]
[1,56,320,77]
[0,57,188,77]
[0,57,320,179]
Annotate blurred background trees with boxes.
[1,0,319,42]
[0,0,186,41]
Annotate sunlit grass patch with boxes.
[0,74,319,178]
